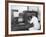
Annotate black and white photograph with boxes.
[7,2,45,35]
[11,5,41,31]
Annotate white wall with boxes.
[29,6,38,11]
[11,5,27,13]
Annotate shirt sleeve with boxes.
[30,18,33,24]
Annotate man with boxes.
[28,14,40,30]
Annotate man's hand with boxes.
[28,20,30,23]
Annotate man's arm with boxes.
[28,18,33,24]
[30,18,33,24]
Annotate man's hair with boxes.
[31,13,36,16]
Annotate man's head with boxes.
[31,13,36,17]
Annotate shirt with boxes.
[30,16,40,30]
